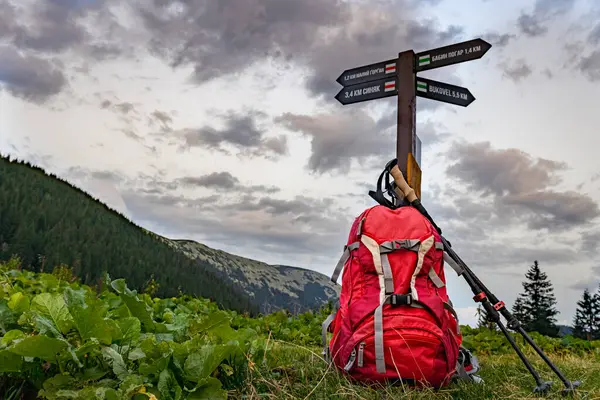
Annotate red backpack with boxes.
[322,204,463,388]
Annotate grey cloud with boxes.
[99,99,138,115]
[130,0,462,98]
[114,102,135,114]
[275,110,453,174]
[5,0,464,103]
[136,0,348,84]
[178,111,288,158]
[588,23,600,46]
[306,18,463,98]
[6,0,123,56]
[178,172,239,190]
[65,166,123,184]
[136,170,280,195]
[444,141,600,230]
[517,14,548,37]
[499,59,533,82]
[416,121,451,147]
[275,109,393,174]
[517,0,577,37]
[90,170,123,183]
[149,110,173,131]
[483,32,516,48]
[578,50,600,81]
[0,46,67,103]
[578,230,600,257]
[122,189,349,257]
[503,190,600,230]
[446,141,567,196]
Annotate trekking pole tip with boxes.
[561,380,581,397]
[533,381,553,394]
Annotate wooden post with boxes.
[396,50,421,199]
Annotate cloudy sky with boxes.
[2,0,600,327]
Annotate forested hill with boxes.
[0,155,259,314]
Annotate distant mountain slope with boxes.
[0,155,257,314]
[167,239,340,315]
[0,155,339,315]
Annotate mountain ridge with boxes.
[0,155,339,315]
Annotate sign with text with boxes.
[416,77,475,107]
[336,59,397,87]
[334,77,397,105]
[415,38,491,72]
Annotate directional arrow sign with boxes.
[335,77,398,105]
[336,59,397,87]
[415,77,475,107]
[415,38,491,72]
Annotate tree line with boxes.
[477,260,600,340]
[0,155,259,315]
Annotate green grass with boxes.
[2,259,599,400]
[233,342,600,400]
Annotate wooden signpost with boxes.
[335,38,491,199]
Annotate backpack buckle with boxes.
[390,293,412,307]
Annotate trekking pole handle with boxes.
[390,165,418,203]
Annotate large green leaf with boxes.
[188,311,231,338]
[0,349,23,372]
[184,345,233,383]
[110,280,155,332]
[31,292,74,334]
[1,329,25,346]
[64,288,116,345]
[186,377,227,400]
[8,291,30,313]
[9,335,68,361]
[158,368,182,400]
[116,317,141,344]
[39,374,77,399]
[102,346,130,380]
[0,299,18,332]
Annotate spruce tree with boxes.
[477,304,497,331]
[512,260,560,337]
[572,288,600,340]
[511,296,532,327]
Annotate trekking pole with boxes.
[384,161,580,395]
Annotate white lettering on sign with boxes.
[429,85,468,100]
[343,84,381,99]
[362,85,381,95]
[431,44,482,63]
[344,66,386,81]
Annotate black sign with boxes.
[336,59,397,87]
[414,38,491,72]
[415,77,475,107]
[335,77,398,105]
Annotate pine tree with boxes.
[512,260,560,337]
[477,304,497,331]
[511,296,531,327]
[572,288,600,340]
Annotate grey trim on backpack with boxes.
[380,254,395,295]
[379,239,421,254]
[374,297,388,373]
[443,252,464,276]
[321,313,336,359]
[428,268,445,288]
[330,241,360,283]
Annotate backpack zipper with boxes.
[344,348,357,371]
[357,342,365,367]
